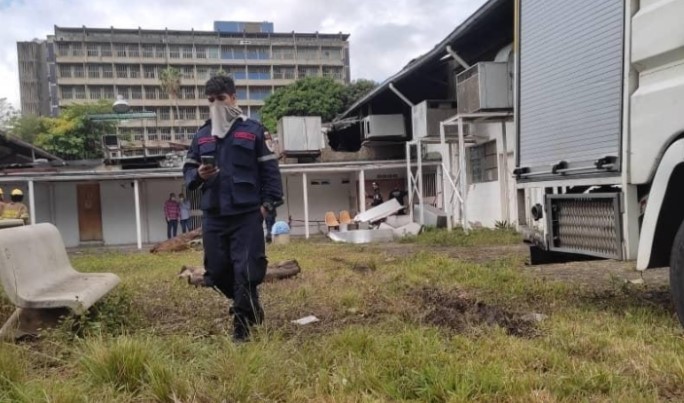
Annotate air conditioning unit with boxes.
[362,114,406,140]
[456,62,512,114]
[277,116,324,156]
[412,100,462,139]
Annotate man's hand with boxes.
[198,164,219,181]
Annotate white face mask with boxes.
[210,102,244,138]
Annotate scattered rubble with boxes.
[178,259,302,286]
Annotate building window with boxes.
[71,43,84,57]
[130,86,142,100]
[143,65,156,79]
[196,67,209,80]
[297,66,319,78]
[116,86,130,99]
[236,87,247,100]
[249,86,271,101]
[179,107,196,120]
[159,107,170,121]
[246,46,270,60]
[154,45,166,58]
[57,43,70,57]
[127,44,140,58]
[169,46,180,59]
[272,47,294,60]
[297,47,319,60]
[88,65,100,78]
[273,66,295,80]
[221,46,245,60]
[102,64,113,78]
[247,66,270,80]
[142,45,155,58]
[101,43,112,57]
[181,86,196,100]
[87,44,99,57]
[321,47,342,60]
[144,86,157,99]
[181,66,194,79]
[103,86,114,100]
[73,65,85,78]
[128,65,140,79]
[182,46,193,59]
[160,127,172,141]
[206,47,219,59]
[115,43,127,57]
[468,140,498,183]
[199,106,209,120]
[115,64,127,78]
[74,86,86,99]
[60,86,73,99]
[59,65,71,78]
[323,66,343,80]
[226,66,246,80]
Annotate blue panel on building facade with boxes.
[214,21,274,33]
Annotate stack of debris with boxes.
[328,199,423,244]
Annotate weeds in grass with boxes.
[402,227,521,247]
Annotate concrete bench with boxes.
[0,223,120,339]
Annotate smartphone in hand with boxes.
[201,155,215,167]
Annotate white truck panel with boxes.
[629,0,684,184]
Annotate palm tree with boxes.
[159,66,181,137]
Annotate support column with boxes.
[134,179,142,250]
[458,117,468,232]
[500,121,510,223]
[436,163,443,210]
[417,141,425,225]
[358,170,366,213]
[406,142,413,221]
[27,180,36,225]
[303,173,309,239]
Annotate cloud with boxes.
[0,0,485,109]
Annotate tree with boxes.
[0,98,19,131]
[8,114,47,144]
[342,79,378,110]
[261,77,346,132]
[33,101,115,160]
[159,66,182,129]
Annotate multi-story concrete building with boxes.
[18,22,349,162]
[17,40,52,116]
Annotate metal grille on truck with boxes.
[547,194,623,260]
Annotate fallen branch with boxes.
[178,259,301,286]
[150,228,203,253]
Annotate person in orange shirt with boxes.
[1,189,29,224]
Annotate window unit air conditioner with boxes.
[412,100,473,139]
[362,114,406,140]
[456,62,512,114]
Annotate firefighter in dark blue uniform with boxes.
[183,75,283,341]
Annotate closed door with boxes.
[77,183,103,242]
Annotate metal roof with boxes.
[0,160,438,183]
[0,131,65,166]
[335,0,512,121]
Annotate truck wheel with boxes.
[670,220,684,328]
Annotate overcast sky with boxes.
[0,0,485,109]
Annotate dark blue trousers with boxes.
[202,210,267,327]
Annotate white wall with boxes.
[53,182,79,247]
[100,181,137,245]
[449,120,517,228]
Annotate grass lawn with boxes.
[0,229,682,402]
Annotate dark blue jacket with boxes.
[183,118,283,217]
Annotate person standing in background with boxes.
[164,193,180,239]
[179,193,191,233]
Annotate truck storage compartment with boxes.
[516,0,624,181]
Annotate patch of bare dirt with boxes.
[417,287,541,338]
